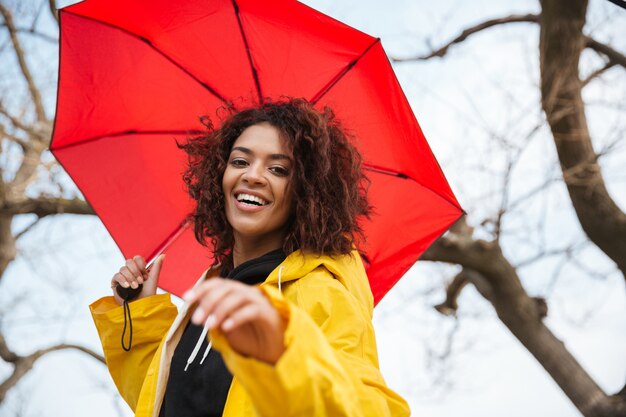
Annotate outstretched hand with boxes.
[183,278,286,365]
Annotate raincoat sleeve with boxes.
[212,272,410,417]
[90,294,177,410]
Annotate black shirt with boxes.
[158,249,286,417]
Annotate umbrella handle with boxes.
[115,283,143,301]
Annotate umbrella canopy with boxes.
[51,0,463,304]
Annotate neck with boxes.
[232,235,284,268]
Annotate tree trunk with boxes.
[0,215,16,279]
[539,0,626,277]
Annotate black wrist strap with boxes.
[121,300,133,351]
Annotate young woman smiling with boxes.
[90,98,410,417]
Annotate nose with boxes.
[241,161,266,185]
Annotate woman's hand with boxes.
[183,278,286,365]
[110,254,165,306]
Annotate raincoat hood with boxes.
[265,250,374,310]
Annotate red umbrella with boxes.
[51,0,463,304]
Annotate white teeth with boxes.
[236,193,269,206]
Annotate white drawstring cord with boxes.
[278,266,284,295]
[185,266,284,371]
[199,340,212,365]
[185,314,213,371]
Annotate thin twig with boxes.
[48,0,58,24]
[582,61,617,87]
[0,103,43,141]
[0,124,30,151]
[14,218,40,240]
[0,23,58,43]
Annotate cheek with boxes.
[281,184,295,215]
[221,168,233,192]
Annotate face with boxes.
[222,122,294,249]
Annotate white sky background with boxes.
[0,0,625,416]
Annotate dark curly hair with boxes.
[179,97,371,265]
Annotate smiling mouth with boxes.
[235,193,269,206]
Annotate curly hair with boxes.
[179,97,371,265]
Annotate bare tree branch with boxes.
[0,333,105,403]
[0,5,47,122]
[0,124,30,151]
[391,11,626,75]
[434,270,469,316]
[48,0,58,24]
[392,14,539,62]
[421,220,626,415]
[585,36,626,71]
[1,197,94,217]
[0,334,18,363]
[36,343,105,364]
[0,104,44,141]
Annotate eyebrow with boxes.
[231,146,292,161]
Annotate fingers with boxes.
[183,278,226,306]
[111,256,148,289]
[220,303,262,332]
[110,254,164,306]
[185,279,267,330]
[133,255,148,277]
[126,258,145,286]
[201,288,252,329]
[185,279,235,324]
[112,268,134,288]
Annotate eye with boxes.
[229,158,248,167]
[269,165,290,177]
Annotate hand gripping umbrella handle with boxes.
[115,283,143,301]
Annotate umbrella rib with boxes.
[231,0,263,104]
[50,130,204,152]
[364,164,464,212]
[310,38,381,105]
[363,164,409,179]
[145,218,194,265]
[61,10,231,106]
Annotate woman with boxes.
[90,98,410,417]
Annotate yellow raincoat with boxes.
[90,250,410,416]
